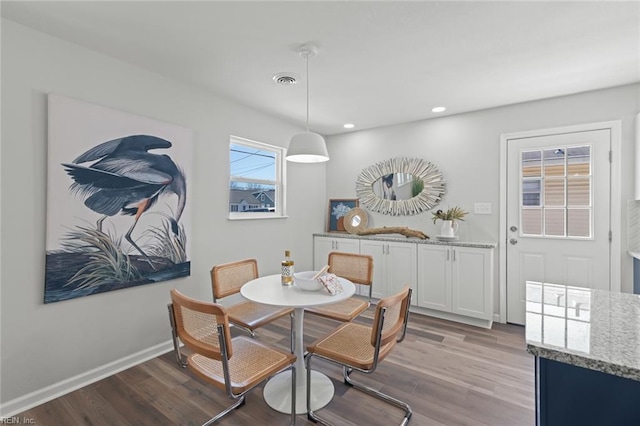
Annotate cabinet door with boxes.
[314,236,362,293]
[314,236,361,269]
[417,245,451,311]
[386,241,417,305]
[451,246,493,320]
[360,240,387,299]
[313,237,336,270]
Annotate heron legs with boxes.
[96,215,108,232]
[125,217,157,271]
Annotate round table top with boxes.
[241,274,355,308]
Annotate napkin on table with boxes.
[317,273,343,295]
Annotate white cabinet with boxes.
[313,234,495,326]
[313,236,360,270]
[451,246,493,320]
[360,239,417,303]
[416,245,451,311]
[417,244,493,321]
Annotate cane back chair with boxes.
[305,252,374,322]
[211,258,293,338]
[305,286,413,425]
[168,289,297,425]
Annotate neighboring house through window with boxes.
[229,136,285,219]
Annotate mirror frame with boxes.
[355,157,446,215]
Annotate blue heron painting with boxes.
[45,102,192,303]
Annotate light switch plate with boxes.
[474,203,492,215]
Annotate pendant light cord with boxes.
[305,52,310,132]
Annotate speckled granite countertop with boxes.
[314,232,497,249]
[525,282,640,381]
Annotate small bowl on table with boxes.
[294,271,323,291]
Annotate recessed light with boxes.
[432,106,446,113]
[343,123,355,129]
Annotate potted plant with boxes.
[431,206,468,237]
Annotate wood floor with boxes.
[19,309,535,425]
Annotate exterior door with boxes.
[506,129,611,325]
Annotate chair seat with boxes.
[188,336,296,394]
[305,298,369,322]
[307,322,396,370]
[227,301,293,331]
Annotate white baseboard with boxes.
[0,340,174,418]
[409,306,493,329]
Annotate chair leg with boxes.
[343,369,412,426]
[201,395,246,426]
[229,323,256,338]
[305,354,331,425]
[167,304,188,368]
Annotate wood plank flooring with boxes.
[18,309,534,425]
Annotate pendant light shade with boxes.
[286,44,329,163]
[286,131,329,163]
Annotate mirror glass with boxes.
[350,215,361,227]
[356,157,446,216]
[372,173,421,200]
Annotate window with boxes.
[229,136,285,219]
[520,145,592,238]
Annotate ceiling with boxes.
[2,1,639,135]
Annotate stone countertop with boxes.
[314,232,497,249]
[525,281,640,382]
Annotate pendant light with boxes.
[286,44,330,163]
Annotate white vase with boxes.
[439,220,458,238]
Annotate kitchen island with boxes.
[525,282,640,426]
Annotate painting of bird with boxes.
[61,134,186,268]
[44,95,191,304]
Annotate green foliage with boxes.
[411,177,425,197]
[145,219,188,264]
[431,206,468,224]
[61,225,141,289]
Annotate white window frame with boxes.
[228,135,286,220]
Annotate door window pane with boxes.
[544,178,565,207]
[544,209,565,236]
[522,179,542,206]
[567,146,590,176]
[567,177,590,206]
[544,149,565,177]
[522,150,542,177]
[519,144,592,239]
[522,209,542,235]
[567,209,590,238]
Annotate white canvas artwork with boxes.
[45,94,193,303]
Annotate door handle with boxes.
[510,226,518,232]
[510,238,518,245]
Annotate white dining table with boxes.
[240,273,355,415]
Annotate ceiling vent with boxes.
[273,73,298,86]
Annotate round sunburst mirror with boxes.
[355,157,446,215]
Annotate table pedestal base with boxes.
[263,369,334,415]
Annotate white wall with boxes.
[326,83,639,303]
[0,19,326,413]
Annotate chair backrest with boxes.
[170,288,233,360]
[211,258,259,300]
[328,252,374,286]
[371,286,412,348]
